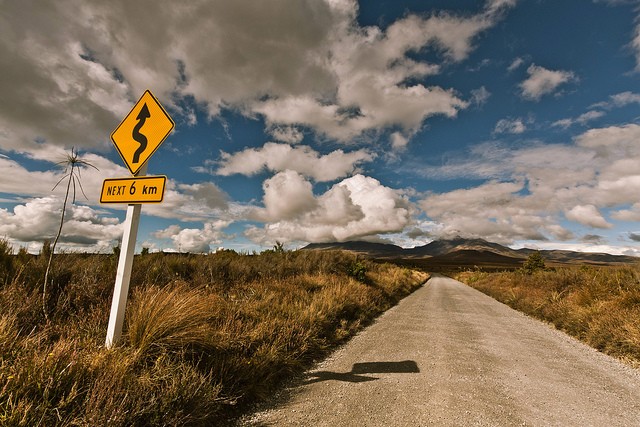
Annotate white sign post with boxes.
[104,90,173,348]
[105,165,145,348]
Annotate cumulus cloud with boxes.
[565,204,612,229]
[153,220,230,253]
[246,173,411,244]
[418,123,640,242]
[0,196,122,252]
[0,0,531,249]
[255,0,517,140]
[420,181,563,243]
[255,170,318,221]
[612,203,640,221]
[0,151,233,224]
[216,143,374,182]
[575,123,640,155]
[0,0,516,159]
[519,64,576,101]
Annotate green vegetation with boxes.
[457,265,640,367]
[521,251,546,274]
[0,242,427,426]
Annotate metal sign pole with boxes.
[105,164,147,348]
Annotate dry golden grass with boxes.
[0,245,426,425]
[457,265,640,367]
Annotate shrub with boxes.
[126,283,217,360]
[348,261,368,282]
[521,251,546,274]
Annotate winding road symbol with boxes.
[132,104,150,164]
[110,90,174,176]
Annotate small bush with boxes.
[521,251,546,274]
[347,261,368,282]
[126,283,218,359]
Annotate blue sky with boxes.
[2,0,640,255]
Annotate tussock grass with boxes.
[457,265,640,366]
[0,244,427,425]
[127,283,218,359]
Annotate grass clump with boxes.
[0,248,427,425]
[457,265,640,366]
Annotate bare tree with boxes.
[43,147,98,319]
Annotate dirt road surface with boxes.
[241,275,640,426]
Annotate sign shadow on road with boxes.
[302,360,419,385]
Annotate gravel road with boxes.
[241,275,640,426]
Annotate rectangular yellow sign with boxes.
[100,176,166,204]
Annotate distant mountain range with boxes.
[302,238,638,267]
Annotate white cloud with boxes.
[507,57,525,72]
[390,132,410,151]
[153,220,230,253]
[494,118,526,134]
[246,174,411,244]
[256,170,318,221]
[0,152,234,224]
[486,0,518,13]
[0,0,517,158]
[552,110,605,128]
[0,13,132,156]
[0,196,122,252]
[216,143,374,182]
[0,151,135,208]
[519,64,576,101]
[280,1,516,140]
[592,91,640,109]
[564,204,612,229]
[612,203,640,221]
[577,110,605,124]
[268,126,305,144]
[176,182,228,210]
[575,123,640,153]
[420,180,560,243]
[611,91,640,106]
[417,123,640,242]
[470,86,491,106]
[633,18,640,71]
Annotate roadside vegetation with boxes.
[0,239,427,426]
[457,256,640,367]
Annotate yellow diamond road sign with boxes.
[111,90,174,176]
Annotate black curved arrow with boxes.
[132,103,150,164]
